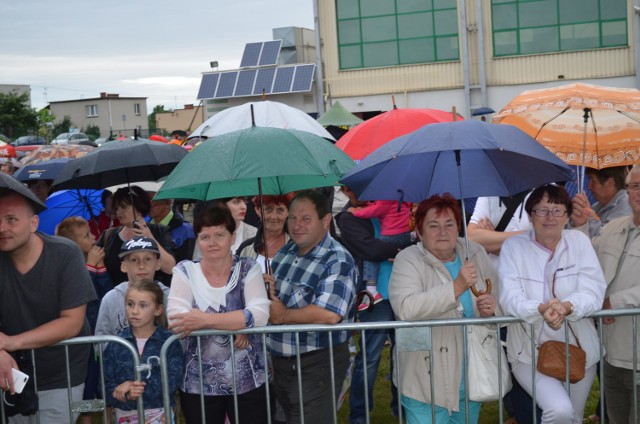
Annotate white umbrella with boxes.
[189,101,335,141]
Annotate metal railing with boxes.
[3,309,639,423]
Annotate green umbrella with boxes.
[154,126,355,201]
[317,101,364,127]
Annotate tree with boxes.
[52,116,74,139]
[0,92,39,139]
[38,108,56,142]
[148,104,166,134]
[83,124,101,141]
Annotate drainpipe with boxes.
[476,0,488,108]
[459,0,472,118]
[313,0,326,115]
[635,2,640,89]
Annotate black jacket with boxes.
[335,202,402,291]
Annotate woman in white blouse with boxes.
[167,205,270,424]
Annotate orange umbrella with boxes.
[493,82,640,171]
[149,134,169,143]
[21,144,94,165]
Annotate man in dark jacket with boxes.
[335,186,406,424]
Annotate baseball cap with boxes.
[119,236,160,259]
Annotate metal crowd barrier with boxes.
[2,309,640,424]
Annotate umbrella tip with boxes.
[392,94,397,110]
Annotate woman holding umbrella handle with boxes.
[388,193,499,424]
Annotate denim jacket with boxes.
[103,326,183,410]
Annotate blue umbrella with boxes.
[339,120,574,253]
[37,189,103,235]
[13,158,71,182]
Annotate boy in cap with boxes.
[95,237,170,338]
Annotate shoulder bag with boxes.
[467,312,512,402]
[536,273,586,384]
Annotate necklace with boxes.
[265,233,283,248]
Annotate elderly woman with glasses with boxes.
[499,184,606,424]
[388,193,499,424]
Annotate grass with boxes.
[92,341,602,423]
[337,343,602,424]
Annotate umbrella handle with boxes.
[470,278,492,297]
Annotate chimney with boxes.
[185,104,194,110]
[100,92,107,98]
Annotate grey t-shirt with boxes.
[0,233,97,389]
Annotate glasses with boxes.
[532,208,567,217]
[627,183,640,193]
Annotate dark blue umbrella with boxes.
[471,106,495,116]
[13,158,71,182]
[37,189,103,235]
[339,120,574,253]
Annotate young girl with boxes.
[103,280,184,424]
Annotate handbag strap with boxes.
[551,271,582,349]
[495,190,529,232]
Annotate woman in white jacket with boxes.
[499,184,606,424]
[389,194,499,424]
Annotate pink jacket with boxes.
[352,200,412,236]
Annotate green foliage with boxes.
[83,124,101,141]
[0,91,39,139]
[52,116,74,138]
[148,104,167,133]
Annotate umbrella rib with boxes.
[618,109,640,125]
[534,106,571,139]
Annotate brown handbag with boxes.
[537,338,586,383]
[536,270,587,384]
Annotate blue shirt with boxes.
[267,233,358,357]
[444,255,475,318]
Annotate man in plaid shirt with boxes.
[264,190,357,424]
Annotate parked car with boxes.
[11,135,48,153]
[94,137,109,146]
[52,132,90,145]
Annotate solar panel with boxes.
[272,67,295,93]
[291,64,315,92]
[215,72,238,98]
[240,42,262,68]
[253,68,276,95]
[234,70,257,97]
[258,40,282,67]
[196,74,219,100]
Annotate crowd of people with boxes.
[0,162,639,424]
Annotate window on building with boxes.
[134,103,141,115]
[85,104,98,117]
[491,0,627,57]
[336,0,459,70]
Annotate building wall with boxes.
[49,97,148,137]
[0,84,31,105]
[155,106,206,134]
[317,0,637,117]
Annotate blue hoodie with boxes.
[103,326,183,411]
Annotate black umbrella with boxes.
[53,139,187,190]
[0,173,47,213]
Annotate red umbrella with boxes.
[336,107,463,160]
[149,134,169,143]
[0,142,16,158]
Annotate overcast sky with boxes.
[0,0,315,110]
